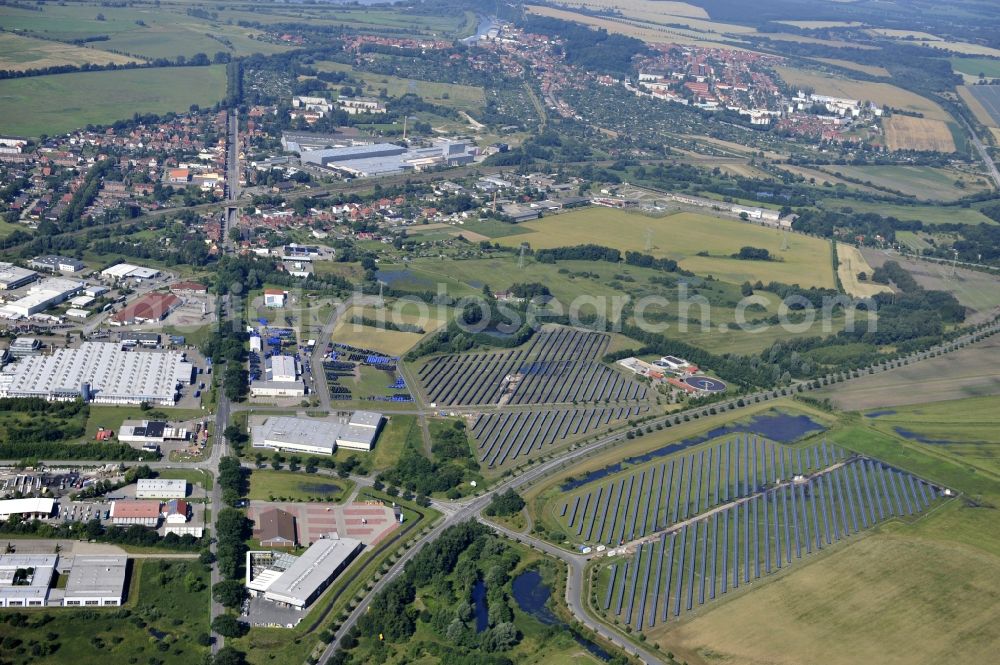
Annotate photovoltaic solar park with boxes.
[417,328,648,407]
[579,436,943,632]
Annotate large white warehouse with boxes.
[251,411,383,455]
[0,342,189,405]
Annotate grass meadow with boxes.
[0,66,226,137]
[494,208,837,288]
[248,470,352,502]
[818,197,997,225]
[313,61,485,112]
[814,165,991,200]
[0,32,136,71]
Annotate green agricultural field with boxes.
[248,470,352,502]
[314,61,485,112]
[0,558,210,665]
[895,230,934,252]
[495,208,837,288]
[370,414,418,471]
[951,56,1000,78]
[813,165,993,201]
[818,198,997,225]
[864,396,1000,476]
[0,66,227,137]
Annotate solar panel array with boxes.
[601,458,940,631]
[471,405,651,468]
[561,437,845,545]
[418,328,648,406]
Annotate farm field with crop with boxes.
[951,57,1000,79]
[0,66,226,137]
[0,32,136,71]
[817,197,997,225]
[958,85,1000,128]
[495,208,837,288]
[883,116,957,153]
[964,85,1000,126]
[775,66,953,122]
[813,335,1000,410]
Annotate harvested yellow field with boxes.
[814,58,889,77]
[550,0,709,19]
[917,41,1000,58]
[883,116,956,152]
[837,243,892,298]
[778,20,864,29]
[0,33,137,71]
[958,85,999,128]
[331,303,444,355]
[776,66,952,121]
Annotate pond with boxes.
[299,482,341,495]
[866,409,897,418]
[512,570,612,662]
[563,409,826,490]
[472,579,489,633]
[893,427,952,445]
[375,269,434,289]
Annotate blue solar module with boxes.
[753,496,761,578]
[771,487,782,569]
[841,466,859,533]
[850,463,870,528]
[721,508,730,594]
[686,522,698,611]
[683,454,695,520]
[894,470,913,515]
[674,525,688,616]
[577,493,592,535]
[661,461,675,529]
[626,471,646,541]
[568,496,580,527]
[763,493,771,574]
[714,445,722,507]
[605,479,625,545]
[709,513,719,600]
[585,486,604,541]
[651,463,666,533]
[818,475,833,544]
[723,439,731,502]
[560,503,567,517]
[698,518,709,605]
[648,535,666,628]
[614,561,629,615]
[869,461,888,520]
[799,484,813,554]
[693,451,704,515]
[661,533,676,622]
[809,480,822,550]
[624,543,643,625]
[672,457,685,524]
[782,485,792,564]
[791,480,802,559]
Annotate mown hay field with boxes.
[0,32,136,71]
[837,243,892,298]
[883,116,957,153]
[496,207,837,288]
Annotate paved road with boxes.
[962,116,1000,189]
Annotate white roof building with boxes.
[101,263,160,281]
[0,277,82,317]
[0,497,55,520]
[0,342,185,405]
[251,412,384,455]
[136,478,187,499]
[0,554,57,608]
[0,262,38,290]
[62,555,127,607]
[247,537,362,609]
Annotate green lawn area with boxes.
[494,208,837,289]
[459,218,539,238]
[371,414,418,471]
[157,468,214,491]
[314,61,485,112]
[0,558,210,665]
[85,405,206,440]
[0,32,136,71]
[162,323,215,351]
[248,469,353,502]
[0,66,227,137]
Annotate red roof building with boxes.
[110,293,181,326]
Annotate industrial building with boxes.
[29,255,86,274]
[300,139,476,178]
[118,420,190,446]
[250,354,305,398]
[0,342,190,405]
[0,262,38,290]
[8,337,41,358]
[120,331,162,347]
[246,536,362,609]
[0,277,83,318]
[163,499,189,524]
[264,289,288,308]
[0,554,57,607]
[110,500,162,526]
[135,478,187,499]
[110,293,180,326]
[250,411,383,455]
[62,556,128,607]
[101,263,161,282]
[0,497,54,521]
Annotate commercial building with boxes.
[300,140,476,178]
[136,478,187,499]
[170,281,208,296]
[62,555,128,607]
[0,277,83,318]
[101,263,161,282]
[338,97,387,115]
[118,420,190,446]
[110,500,161,527]
[8,337,41,358]
[256,508,297,548]
[120,331,162,347]
[29,255,86,274]
[0,497,54,521]
[264,289,288,308]
[251,411,383,455]
[246,536,362,609]
[0,342,188,405]
[0,262,38,290]
[110,293,180,326]
[250,354,305,398]
[163,499,189,524]
[0,554,57,607]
